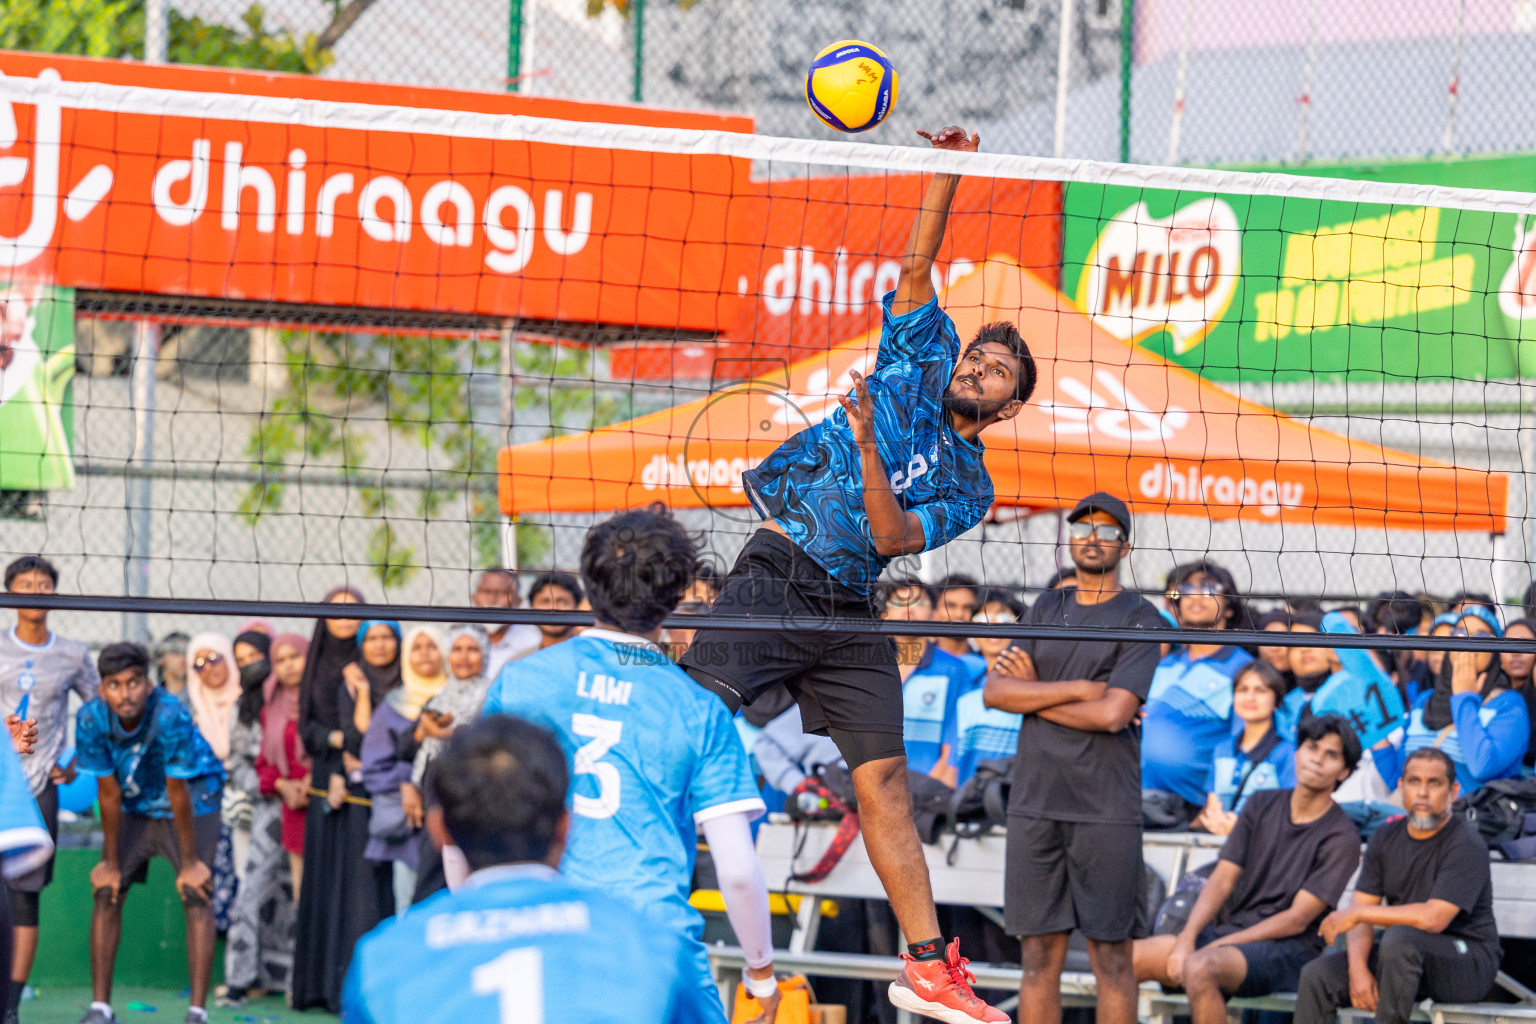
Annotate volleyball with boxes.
[805,40,899,133]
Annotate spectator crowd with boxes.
[0,486,1533,1024]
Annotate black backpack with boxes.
[948,757,1014,839]
[1456,776,1536,847]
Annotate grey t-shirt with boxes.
[0,627,100,795]
[1008,588,1164,825]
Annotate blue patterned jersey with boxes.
[901,644,975,775]
[742,292,993,594]
[0,737,51,880]
[481,629,764,1018]
[1141,646,1253,805]
[342,864,715,1024]
[75,688,224,819]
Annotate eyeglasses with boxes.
[1169,581,1228,599]
[192,653,223,671]
[886,593,932,609]
[972,611,1018,624]
[1069,521,1126,543]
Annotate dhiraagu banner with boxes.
[1062,183,1536,381]
[0,283,76,491]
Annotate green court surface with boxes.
[18,988,334,1024]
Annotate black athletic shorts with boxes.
[116,810,221,896]
[8,781,57,893]
[679,529,904,770]
[1194,925,1318,997]
[1004,814,1144,942]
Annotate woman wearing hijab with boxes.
[1501,618,1536,770]
[361,624,447,916]
[186,632,242,929]
[405,624,490,905]
[1397,606,1530,795]
[221,629,295,1006]
[290,588,395,1014]
[257,634,311,896]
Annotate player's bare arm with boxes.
[984,648,1109,714]
[837,369,926,556]
[890,126,979,316]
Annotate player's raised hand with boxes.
[917,125,980,153]
[836,370,878,449]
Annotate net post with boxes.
[1119,0,1135,164]
[499,319,517,571]
[144,0,168,63]
[632,0,647,104]
[507,0,525,93]
[122,320,159,644]
[1054,0,1075,159]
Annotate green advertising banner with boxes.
[0,283,76,491]
[1061,182,1536,381]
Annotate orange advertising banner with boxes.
[0,52,753,330]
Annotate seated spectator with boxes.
[951,591,1027,786]
[1141,562,1253,815]
[1367,591,1434,710]
[1194,661,1295,835]
[1500,617,1536,770]
[1279,611,1403,803]
[526,571,584,651]
[76,643,225,1024]
[1254,610,1296,687]
[1134,715,1363,1024]
[1423,612,1458,680]
[1399,607,1528,795]
[1297,748,1500,1024]
[932,573,983,670]
[878,579,973,783]
[683,561,721,606]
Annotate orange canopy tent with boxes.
[499,259,1507,534]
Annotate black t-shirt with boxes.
[1217,789,1362,951]
[1357,816,1499,950]
[1008,588,1165,825]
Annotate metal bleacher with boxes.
[705,820,1536,1023]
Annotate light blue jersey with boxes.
[341,863,715,1024]
[901,643,974,775]
[952,685,1022,786]
[481,629,764,1018]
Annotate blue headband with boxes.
[1456,606,1503,638]
[1431,612,1462,630]
[357,619,401,641]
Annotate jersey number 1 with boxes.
[472,947,543,1023]
[572,713,623,819]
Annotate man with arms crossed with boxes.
[680,125,1036,1024]
[1296,747,1500,1024]
[342,715,715,1023]
[483,507,780,1024]
[1134,714,1364,1024]
[983,493,1163,1024]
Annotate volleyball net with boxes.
[0,54,1532,649]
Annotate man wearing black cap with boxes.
[983,492,1164,1024]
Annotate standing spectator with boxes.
[470,569,538,683]
[932,574,983,670]
[1298,748,1500,1024]
[951,591,1026,786]
[1500,618,1536,770]
[291,587,393,1014]
[340,621,402,749]
[255,633,309,899]
[1194,661,1296,835]
[184,633,240,930]
[1133,715,1362,1024]
[1044,567,1077,591]
[1523,581,1536,618]
[877,580,973,783]
[983,493,1163,1024]
[75,642,224,1024]
[155,632,190,700]
[220,630,294,1007]
[405,625,490,904]
[362,625,447,915]
[1141,561,1253,818]
[522,572,584,654]
[1399,608,1528,795]
[0,554,98,1024]
[1254,611,1296,686]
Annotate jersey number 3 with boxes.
[473,947,543,1023]
[572,713,622,820]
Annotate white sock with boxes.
[89,1002,114,1020]
[185,1007,207,1022]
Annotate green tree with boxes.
[0,0,381,73]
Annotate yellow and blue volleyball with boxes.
[805,40,899,133]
